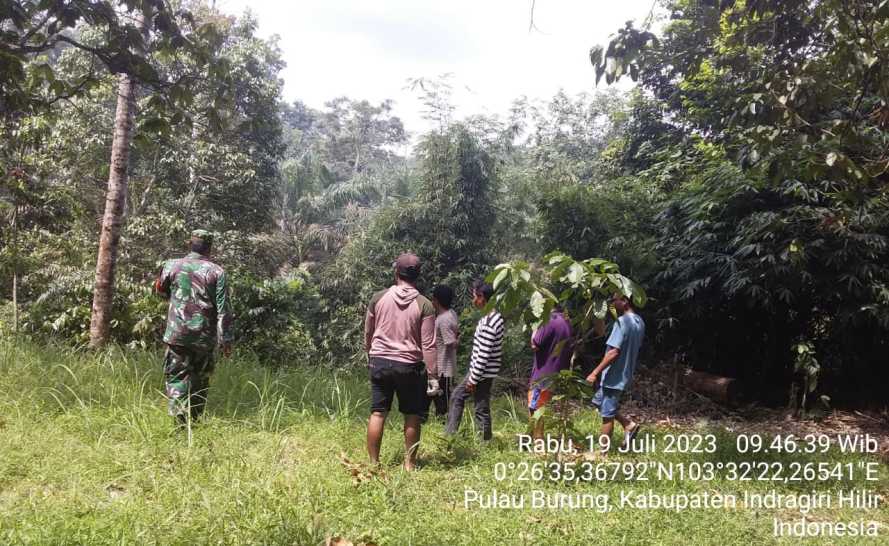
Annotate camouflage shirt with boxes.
[156,252,233,351]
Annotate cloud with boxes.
[307,3,480,64]
[219,0,656,135]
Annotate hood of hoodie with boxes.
[389,285,419,309]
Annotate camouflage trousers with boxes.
[163,344,215,421]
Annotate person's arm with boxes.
[531,323,549,352]
[215,270,234,357]
[466,323,488,389]
[364,290,384,354]
[421,313,437,376]
[467,315,503,388]
[586,319,624,383]
[154,262,171,300]
[586,347,620,383]
[364,307,376,354]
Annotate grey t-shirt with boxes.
[435,309,459,378]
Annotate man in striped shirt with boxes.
[445,280,504,440]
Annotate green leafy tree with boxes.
[89,9,149,347]
[487,253,646,435]
[1,0,187,113]
[592,0,889,405]
[9,4,287,348]
[275,99,409,266]
[319,123,499,362]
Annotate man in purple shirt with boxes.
[528,307,573,434]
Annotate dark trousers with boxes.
[420,375,452,423]
[432,375,453,416]
[445,377,493,440]
[368,358,427,415]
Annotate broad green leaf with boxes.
[593,298,608,319]
[530,290,546,318]
[566,262,586,284]
[491,267,509,290]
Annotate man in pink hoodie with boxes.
[364,253,437,470]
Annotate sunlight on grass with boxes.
[0,341,886,544]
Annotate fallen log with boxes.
[682,370,740,404]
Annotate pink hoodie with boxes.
[365,285,437,372]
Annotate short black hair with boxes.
[190,238,211,255]
[432,285,454,308]
[472,279,494,301]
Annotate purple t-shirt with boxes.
[530,311,574,384]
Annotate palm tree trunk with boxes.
[89,14,148,348]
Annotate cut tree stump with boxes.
[682,370,739,404]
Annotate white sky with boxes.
[219,0,654,136]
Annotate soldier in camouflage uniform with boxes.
[155,230,233,424]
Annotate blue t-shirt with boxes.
[602,312,645,391]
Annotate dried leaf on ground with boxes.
[338,452,387,485]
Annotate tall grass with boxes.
[0,341,378,544]
[0,340,886,545]
[0,341,368,425]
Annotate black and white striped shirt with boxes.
[467,310,504,385]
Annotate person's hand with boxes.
[586,371,598,384]
[222,344,232,358]
[466,382,476,393]
[427,378,442,396]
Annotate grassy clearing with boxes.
[0,341,886,545]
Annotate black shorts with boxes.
[368,357,427,415]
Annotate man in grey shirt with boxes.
[429,284,459,417]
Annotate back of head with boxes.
[189,229,213,256]
[432,284,454,309]
[394,252,421,284]
[472,279,494,302]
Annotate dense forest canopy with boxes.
[1,0,887,408]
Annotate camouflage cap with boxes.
[190,229,213,246]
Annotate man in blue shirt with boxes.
[586,293,645,452]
